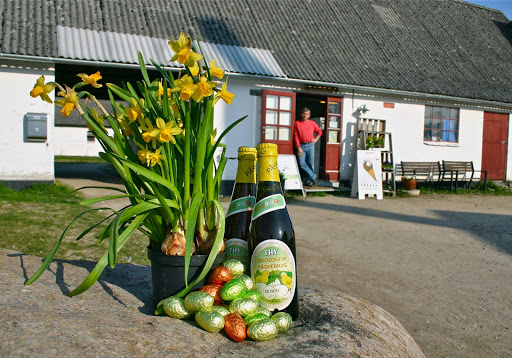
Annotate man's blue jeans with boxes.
[298,142,316,183]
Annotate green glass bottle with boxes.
[249,143,298,320]
[224,147,257,271]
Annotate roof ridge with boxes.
[454,0,505,15]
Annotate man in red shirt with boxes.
[293,107,323,187]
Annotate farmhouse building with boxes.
[1,0,511,190]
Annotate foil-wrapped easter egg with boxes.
[242,289,261,303]
[243,312,268,326]
[224,313,247,342]
[207,266,232,285]
[229,297,258,317]
[222,259,246,276]
[255,306,272,318]
[195,310,225,333]
[271,312,293,333]
[211,305,230,317]
[184,291,214,312]
[247,318,278,341]
[199,284,223,305]
[234,274,255,290]
[162,296,192,319]
[220,278,247,302]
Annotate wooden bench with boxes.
[398,161,442,188]
[441,161,488,192]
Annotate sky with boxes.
[466,0,512,19]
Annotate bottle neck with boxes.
[235,159,256,184]
[257,156,280,183]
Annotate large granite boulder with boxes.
[0,249,424,357]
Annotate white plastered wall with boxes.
[0,60,55,182]
[54,127,114,157]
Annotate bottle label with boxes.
[250,239,296,311]
[226,196,256,218]
[225,238,249,271]
[251,194,286,221]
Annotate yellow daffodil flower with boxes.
[116,113,133,136]
[150,117,183,144]
[138,146,151,165]
[169,32,203,66]
[125,98,143,122]
[191,76,216,102]
[30,75,55,103]
[171,75,197,101]
[209,58,225,79]
[77,71,103,88]
[139,118,157,147]
[189,62,200,77]
[149,148,165,167]
[157,81,172,98]
[213,80,235,105]
[55,85,79,117]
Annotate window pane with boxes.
[266,95,278,109]
[450,108,458,120]
[447,131,456,142]
[433,107,442,118]
[280,96,292,110]
[265,126,277,140]
[329,116,340,128]
[279,127,290,141]
[328,131,340,143]
[424,130,432,141]
[279,111,291,126]
[433,118,441,129]
[432,130,440,141]
[424,117,432,129]
[449,119,458,130]
[441,107,449,119]
[425,106,432,117]
[266,110,278,125]
[329,102,341,114]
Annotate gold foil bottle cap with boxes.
[256,143,279,158]
[238,147,257,160]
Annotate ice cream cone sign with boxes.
[363,160,377,181]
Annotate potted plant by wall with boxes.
[402,176,417,190]
[365,134,384,149]
[27,32,247,305]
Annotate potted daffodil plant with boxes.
[27,33,247,304]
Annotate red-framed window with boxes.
[424,105,459,143]
[261,90,296,154]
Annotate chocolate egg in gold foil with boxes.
[229,297,258,317]
[211,305,230,317]
[207,266,232,285]
[195,310,225,333]
[243,312,268,326]
[247,318,278,341]
[162,296,192,319]
[199,284,223,305]
[271,312,293,333]
[184,291,214,312]
[222,259,246,276]
[233,274,255,290]
[220,278,247,302]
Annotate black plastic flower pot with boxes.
[147,246,225,306]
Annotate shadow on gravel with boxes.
[290,199,512,256]
[55,162,122,185]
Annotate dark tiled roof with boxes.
[2,0,512,103]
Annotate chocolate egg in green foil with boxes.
[229,297,258,317]
[211,305,230,317]
[247,318,278,341]
[271,312,293,333]
[184,291,214,312]
[162,296,192,319]
[255,306,272,318]
[243,312,268,326]
[222,259,246,276]
[195,310,225,333]
[234,274,255,290]
[220,278,247,301]
[242,289,261,303]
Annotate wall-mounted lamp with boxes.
[357,104,369,113]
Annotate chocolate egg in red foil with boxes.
[207,266,232,285]
[200,284,223,305]
[224,313,247,342]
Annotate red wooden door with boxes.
[261,90,296,154]
[482,112,508,180]
[323,97,343,180]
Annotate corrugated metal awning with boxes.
[56,26,286,77]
